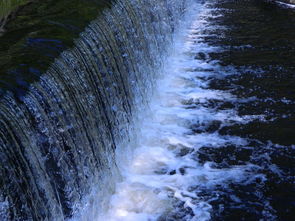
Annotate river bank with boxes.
[0,0,111,98]
[0,0,34,35]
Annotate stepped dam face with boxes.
[1,0,295,220]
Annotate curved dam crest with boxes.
[0,0,190,220]
[1,0,295,220]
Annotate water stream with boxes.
[1,0,294,220]
[98,2,260,220]
[102,1,295,220]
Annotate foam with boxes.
[100,3,263,221]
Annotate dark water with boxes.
[191,0,295,220]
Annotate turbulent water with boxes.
[101,1,295,220]
[1,0,295,220]
[0,0,188,220]
[276,0,295,8]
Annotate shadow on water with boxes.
[194,0,295,220]
[0,0,112,98]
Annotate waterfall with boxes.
[0,0,190,220]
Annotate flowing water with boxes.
[101,1,295,220]
[0,0,189,220]
[1,0,295,220]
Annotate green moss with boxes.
[0,0,112,96]
[0,0,29,19]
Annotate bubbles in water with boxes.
[99,1,274,221]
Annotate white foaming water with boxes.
[99,3,263,221]
[276,1,295,9]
